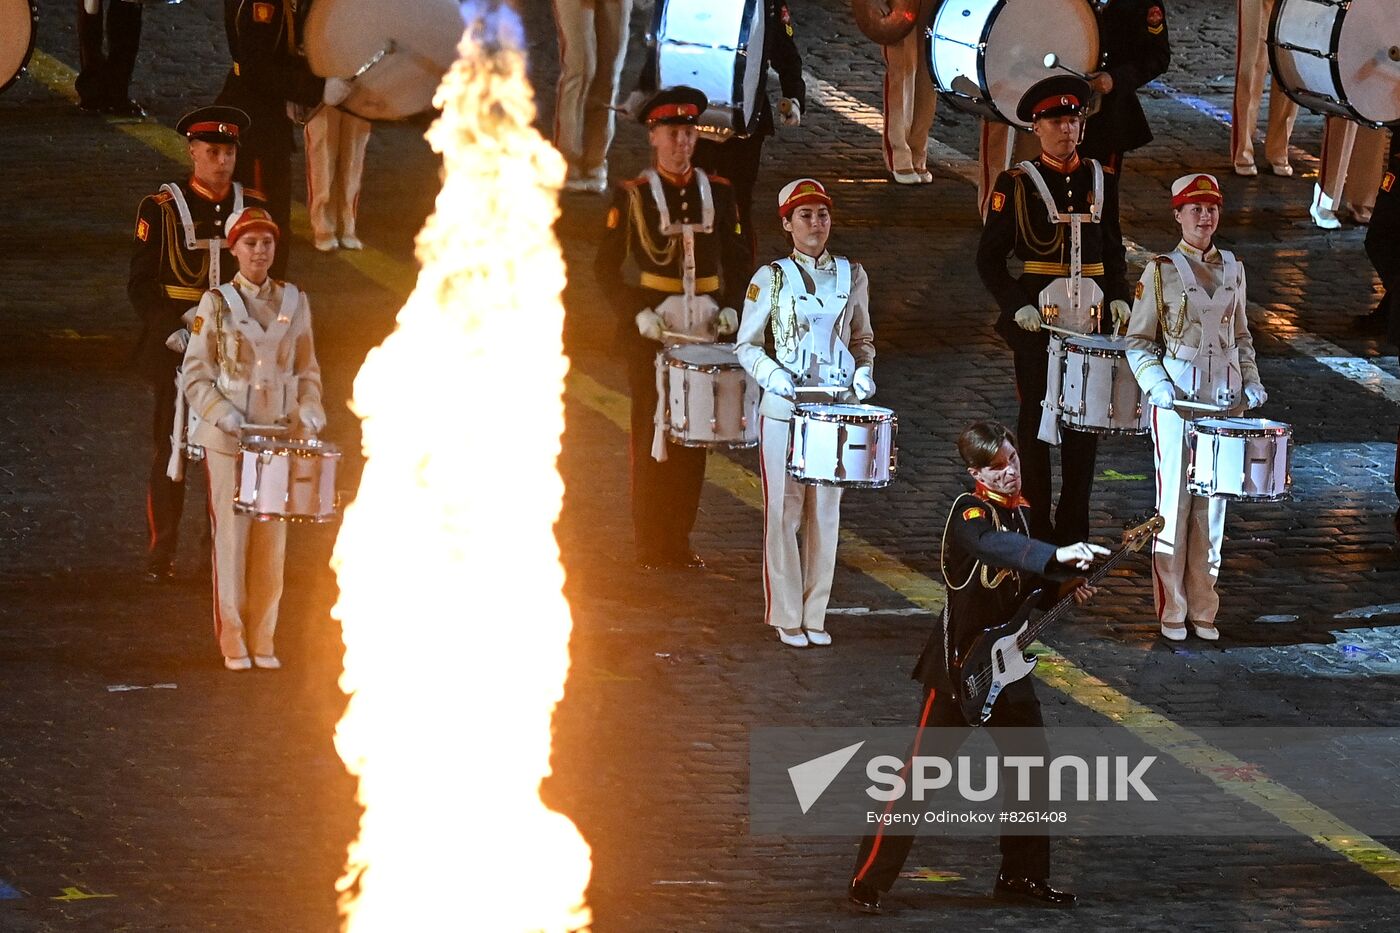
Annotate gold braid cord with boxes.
[161,202,209,288]
[210,289,246,381]
[940,495,1017,592]
[1154,259,1188,352]
[1013,176,1064,257]
[625,186,680,268]
[768,264,797,353]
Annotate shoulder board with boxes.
[1006,168,1024,179]
[152,191,174,205]
[620,177,647,190]
[707,173,732,187]
[1152,255,1172,265]
[243,187,267,202]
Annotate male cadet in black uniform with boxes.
[636,0,806,263]
[76,0,145,115]
[129,107,263,580]
[216,0,347,277]
[978,77,1130,545]
[1365,134,1400,535]
[1081,0,1171,271]
[848,421,1106,915]
[594,87,750,569]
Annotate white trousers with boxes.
[552,0,633,179]
[759,416,843,632]
[205,449,287,660]
[977,120,1039,218]
[1232,0,1298,170]
[304,106,371,242]
[1149,407,1225,627]
[1318,119,1390,216]
[881,4,938,174]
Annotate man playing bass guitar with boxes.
[849,421,1105,914]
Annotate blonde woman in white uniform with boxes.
[1125,174,1266,642]
[735,179,876,647]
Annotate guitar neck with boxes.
[1015,545,1133,650]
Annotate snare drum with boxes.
[787,403,897,488]
[662,344,759,448]
[928,0,1100,127]
[303,0,463,121]
[650,0,766,133]
[1058,334,1148,435]
[235,436,342,522]
[1,0,37,95]
[1269,0,1400,125]
[1186,418,1293,502]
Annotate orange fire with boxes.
[330,4,592,929]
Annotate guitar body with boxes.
[951,590,1042,726]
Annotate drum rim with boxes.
[1188,417,1293,437]
[239,436,344,457]
[793,402,896,423]
[1061,422,1150,436]
[1185,484,1292,503]
[233,502,341,522]
[0,1,38,95]
[1266,0,1396,127]
[785,468,894,489]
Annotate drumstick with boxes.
[1043,53,1092,81]
[1040,324,1084,337]
[794,385,845,395]
[660,330,710,345]
[1172,399,1227,412]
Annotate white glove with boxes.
[778,98,801,127]
[1109,299,1131,331]
[299,402,327,434]
[635,309,663,342]
[216,410,244,436]
[323,77,353,107]
[852,366,876,401]
[1014,305,1042,332]
[1243,383,1268,409]
[716,307,739,336]
[165,328,190,354]
[767,369,797,400]
[1147,380,1178,409]
[622,89,648,120]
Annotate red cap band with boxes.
[187,121,240,138]
[1033,94,1080,117]
[646,103,700,123]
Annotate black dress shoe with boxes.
[993,873,1076,908]
[77,98,108,114]
[847,879,881,914]
[143,558,176,583]
[104,99,148,118]
[677,551,706,570]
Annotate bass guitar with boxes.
[951,514,1164,725]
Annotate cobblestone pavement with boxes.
[2,0,1399,929]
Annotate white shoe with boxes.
[253,655,282,670]
[1233,162,1258,177]
[777,628,809,648]
[339,234,363,250]
[892,169,921,185]
[1269,162,1293,177]
[1191,621,1220,641]
[916,170,933,184]
[224,656,253,671]
[314,236,339,252]
[1159,621,1188,642]
[805,630,832,647]
[1310,184,1341,230]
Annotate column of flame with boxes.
[330,3,591,929]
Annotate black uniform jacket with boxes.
[976,152,1130,354]
[216,0,323,156]
[127,179,266,374]
[913,490,1067,698]
[593,169,751,357]
[1365,134,1400,347]
[641,0,806,139]
[1081,0,1171,160]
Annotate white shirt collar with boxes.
[1177,239,1220,264]
[791,249,834,270]
[234,271,275,299]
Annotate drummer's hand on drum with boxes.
[1109,299,1131,331]
[716,307,739,336]
[635,309,663,342]
[299,402,327,434]
[323,77,354,107]
[1055,541,1110,572]
[1243,382,1268,409]
[1014,305,1043,332]
[216,410,244,437]
[778,98,801,127]
[767,369,797,400]
[852,366,876,401]
[1147,380,1179,410]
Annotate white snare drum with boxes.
[928,0,1100,127]
[650,0,766,133]
[304,0,463,121]
[1058,334,1148,435]
[662,344,759,448]
[787,403,898,488]
[1270,0,1400,125]
[1,0,37,95]
[1186,418,1293,502]
[235,436,342,522]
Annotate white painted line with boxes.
[1255,614,1301,623]
[1334,604,1400,620]
[827,606,928,616]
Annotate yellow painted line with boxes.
[28,46,1400,890]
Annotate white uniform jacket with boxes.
[183,273,325,456]
[735,250,876,420]
[1125,240,1261,412]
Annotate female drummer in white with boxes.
[182,207,326,671]
[1124,174,1266,643]
[735,179,876,647]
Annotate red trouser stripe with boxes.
[853,687,939,885]
[204,459,225,646]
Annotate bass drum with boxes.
[303,0,464,121]
[650,0,766,134]
[1270,0,1400,126]
[928,0,1100,128]
[1,0,37,95]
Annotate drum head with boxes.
[1065,334,1128,353]
[665,343,739,367]
[982,0,1100,127]
[304,0,464,120]
[1194,417,1291,435]
[0,0,36,95]
[1337,0,1400,124]
[798,402,894,419]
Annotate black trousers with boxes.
[851,684,1052,893]
[76,0,142,107]
[1013,349,1098,545]
[232,131,292,279]
[146,367,183,563]
[627,350,706,560]
[694,133,765,267]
